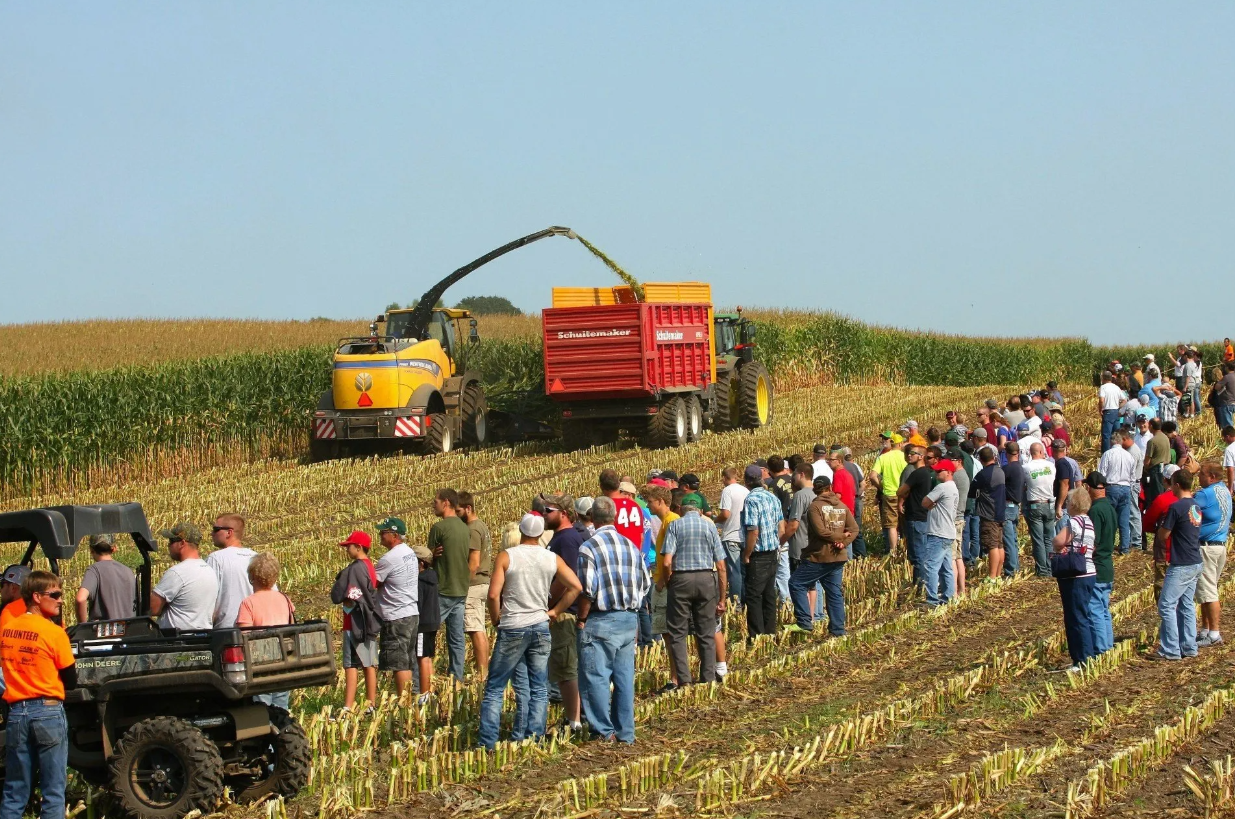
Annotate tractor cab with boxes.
[0,503,158,617]
[385,307,479,354]
[713,312,757,363]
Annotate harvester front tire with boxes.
[712,372,738,432]
[684,394,703,442]
[423,413,454,454]
[738,363,774,429]
[646,396,688,449]
[461,382,488,448]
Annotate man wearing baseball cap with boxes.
[75,533,136,623]
[869,434,908,553]
[741,464,785,637]
[374,516,419,696]
[151,522,218,631]
[331,530,380,713]
[678,474,712,518]
[0,565,32,631]
[919,458,959,607]
[1082,472,1117,654]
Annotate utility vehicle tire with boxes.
[232,708,312,802]
[712,371,738,432]
[423,413,454,454]
[460,382,489,448]
[684,394,703,442]
[646,396,688,448]
[738,363,774,429]
[110,716,224,819]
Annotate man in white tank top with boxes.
[477,513,582,750]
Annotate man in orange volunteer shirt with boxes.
[0,570,76,819]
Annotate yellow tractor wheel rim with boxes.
[757,376,770,423]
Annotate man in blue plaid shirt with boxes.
[576,496,652,743]
[741,464,786,637]
[661,500,727,684]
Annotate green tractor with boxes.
[711,310,774,432]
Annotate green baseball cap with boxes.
[159,522,202,546]
[376,516,407,536]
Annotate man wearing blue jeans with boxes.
[1022,442,1057,577]
[1098,371,1123,452]
[897,446,931,587]
[1083,472,1118,654]
[1153,472,1205,660]
[1,571,76,819]
[920,458,960,606]
[427,489,474,682]
[576,497,651,743]
[787,475,856,634]
[478,513,582,749]
[1002,440,1026,576]
[1099,430,1140,554]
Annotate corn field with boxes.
[8,375,1235,819]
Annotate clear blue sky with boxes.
[3,4,1231,344]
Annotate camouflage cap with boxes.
[88,533,116,549]
[544,493,574,513]
[159,522,202,545]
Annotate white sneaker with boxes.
[1198,634,1224,648]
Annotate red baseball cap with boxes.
[932,459,958,473]
[339,530,372,550]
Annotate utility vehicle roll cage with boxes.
[0,503,157,616]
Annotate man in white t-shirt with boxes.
[1223,427,1235,495]
[920,459,959,607]
[151,522,219,631]
[716,467,750,604]
[1022,442,1057,578]
[206,514,258,628]
[810,444,834,481]
[374,516,420,696]
[1098,371,1124,453]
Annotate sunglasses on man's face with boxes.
[212,526,233,533]
[38,590,63,601]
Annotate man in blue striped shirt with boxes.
[662,501,727,685]
[576,496,651,743]
[740,464,786,638]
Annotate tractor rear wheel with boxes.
[737,363,774,429]
[460,382,488,448]
[423,413,454,454]
[646,396,688,448]
[712,371,738,432]
[684,394,703,442]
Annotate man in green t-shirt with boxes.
[869,434,908,552]
[678,473,713,518]
[1083,471,1117,655]
[429,488,473,681]
[458,491,492,680]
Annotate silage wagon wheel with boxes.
[684,394,703,442]
[645,395,689,449]
[713,371,739,432]
[738,363,773,429]
[460,382,489,448]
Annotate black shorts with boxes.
[378,615,419,671]
[979,520,1003,555]
[416,630,437,659]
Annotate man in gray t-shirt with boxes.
[782,466,825,620]
[75,534,136,623]
[152,522,219,631]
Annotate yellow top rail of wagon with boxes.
[550,282,713,308]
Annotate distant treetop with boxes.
[455,295,522,316]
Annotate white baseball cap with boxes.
[519,513,545,539]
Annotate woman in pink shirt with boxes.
[236,553,295,711]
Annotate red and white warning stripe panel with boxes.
[313,419,336,439]
[394,417,423,438]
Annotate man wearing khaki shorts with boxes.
[459,492,492,679]
[1195,464,1232,647]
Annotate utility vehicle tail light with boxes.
[222,645,247,686]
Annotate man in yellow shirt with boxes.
[869,434,909,553]
[643,485,680,693]
[1,570,76,819]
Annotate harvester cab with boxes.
[310,227,574,461]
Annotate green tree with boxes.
[455,295,522,316]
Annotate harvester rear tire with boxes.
[684,394,703,442]
[460,382,488,448]
[308,438,339,463]
[423,413,454,454]
[712,372,738,432]
[738,363,774,430]
[645,396,688,449]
